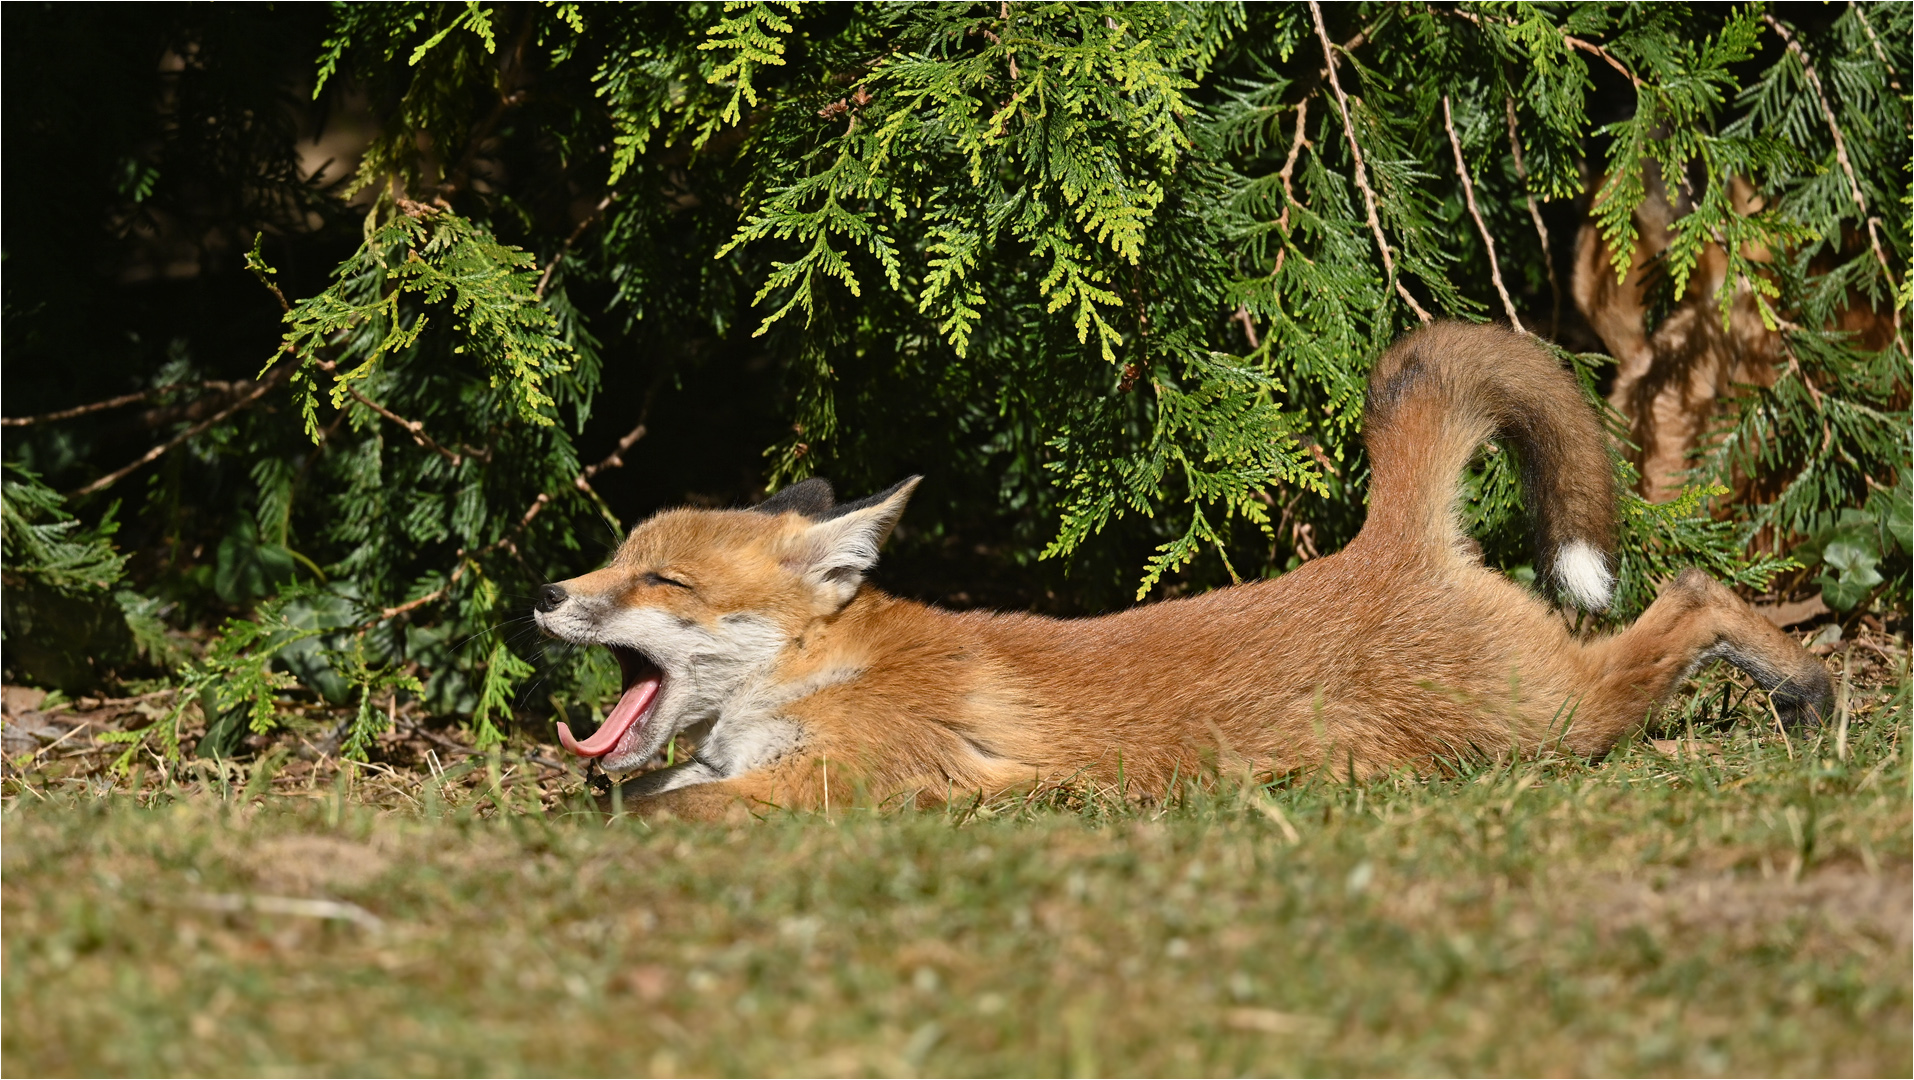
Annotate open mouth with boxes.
[555,645,664,760]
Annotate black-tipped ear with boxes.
[788,476,921,610]
[818,475,922,522]
[755,477,835,518]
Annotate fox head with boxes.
[532,476,919,773]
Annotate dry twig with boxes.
[1309,2,1432,323]
[66,367,295,498]
[1270,95,1312,283]
[1443,95,1525,333]
[1448,7,1642,88]
[1563,34,1642,87]
[370,369,668,625]
[1762,13,1898,338]
[2,383,234,428]
[339,384,471,468]
[535,192,617,300]
[1505,98,1562,336]
[1234,96,1317,352]
[1848,2,1898,87]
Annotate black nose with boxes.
[534,583,568,614]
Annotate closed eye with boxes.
[645,572,692,590]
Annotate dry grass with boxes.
[2,637,1909,1077]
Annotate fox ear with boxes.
[755,476,835,518]
[789,476,921,609]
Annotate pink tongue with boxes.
[556,675,661,758]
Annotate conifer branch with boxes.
[1,382,236,427]
[1448,8,1641,88]
[241,240,472,496]
[1270,95,1312,280]
[1310,1,1432,324]
[1762,14,1897,322]
[1848,3,1898,87]
[339,384,470,468]
[534,193,616,300]
[433,13,539,205]
[65,367,294,498]
[1444,95,1524,333]
[1505,97,1561,337]
[371,365,669,624]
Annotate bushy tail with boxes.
[1359,323,1617,610]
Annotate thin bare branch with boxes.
[256,269,292,314]
[1267,94,1312,284]
[342,386,468,467]
[1233,307,1261,351]
[1506,97,1562,337]
[577,418,650,489]
[1848,3,1898,87]
[369,366,670,625]
[1563,34,1642,87]
[1277,96,1311,225]
[2,383,229,428]
[535,192,616,300]
[379,581,455,622]
[1238,96,1317,351]
[1443,95,1524,333]
[66,367,294,498]
[304,353,479,467]
[1449,8,1641,88]
[1310,1,1432,323]
[1763,12,1897,332]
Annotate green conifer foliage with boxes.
[1,3,1906,754]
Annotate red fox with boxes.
[534,323,1831,820]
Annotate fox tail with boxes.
[1359,322,1617,610]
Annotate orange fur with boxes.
[537,324,1831,820]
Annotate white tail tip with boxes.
[1554,539,1614,611]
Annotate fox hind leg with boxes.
[1565,569,1833,755]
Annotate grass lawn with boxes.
[3,650,1909,1077]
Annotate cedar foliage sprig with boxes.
[266,208,574,439]
[0,466,128,598]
